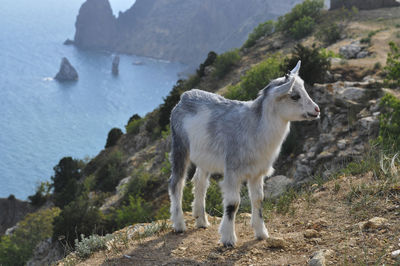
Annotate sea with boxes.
[0,0,185,199]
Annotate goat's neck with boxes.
[255,98,290,148]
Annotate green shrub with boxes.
[52,196,106,247]
[158,80,187,130]
[242,20,275,49]
[126,117,143,135]
[115,196,153,227]
[123,168,151,201]
[28,181,51,206]
[0,208,61,266]
[290,16,316,40]
[95,150,126,192]
[225,55,283,101]
[316,23,342,45]
[378,94,400,151]
[197,51,217,77]
[276,0,324,38]
[105,128,123,148]
[205,178,223,217]
[282,44,331,85]
[384,41,400,88]
[51,157,83,208]
[74,234,113,259]
[213,49,241,79]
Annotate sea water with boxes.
[0,0,184,199]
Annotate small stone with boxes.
[266,237,287,249]
[337,139,346,150]
[304,229,321,239]
[391,250,400,258]
[362,217,388,230]
[309,250,326,266]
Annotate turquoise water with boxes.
[0,0,184,199]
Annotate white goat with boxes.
[168,61,320,246]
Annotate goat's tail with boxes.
[168,125,190,232]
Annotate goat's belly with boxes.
[190,150,225,173]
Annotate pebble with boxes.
[391,250,400,258]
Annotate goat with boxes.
[168,61,320,247]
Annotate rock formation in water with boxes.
[73,0,304,65]
[54,57,78,81]
[330,0,400,10]
[112,55,120,75]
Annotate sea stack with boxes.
[112,55,120,75]
[54,57,78,81]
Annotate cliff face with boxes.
[0,196,35,235]
[330,0,400,10]
[73,0,303,65]
[74,0,117,49]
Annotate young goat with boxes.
[168,61,320,246]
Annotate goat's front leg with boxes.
[248,177,269,240]
[219,176,241,247]
[192,168,210,228]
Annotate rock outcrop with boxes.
[330,0,400,10]
[74,0,116,50]
[112,55,120,75]
[0,196,35,235]
[54,57,78,81]
[73,0,303,65]
[339,41,369,59]
[26,238,64,266]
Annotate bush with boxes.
[0,208,60,266]
[205,178,223,217]
[125,117,143,135]
[213,49,241,78]
[377,94,400,151]
[282,44,331,85]
[115,196,153,227]
[242,20,275,49]
[28,181,51,206]
[276,0,324,38]
[384,41,400,88]
[74,234,113,259]
[51,157,83,208]
[316,23,342,45]
[158,80,187,130]
[105,128,123,148]
[95,150,126,192]
[290,16,316,40]
[197,51,217,77]
[225,55,282,101]
[52,196,106,247]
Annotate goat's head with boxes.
[268,61,320,122]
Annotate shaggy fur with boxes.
[168,61,320,246]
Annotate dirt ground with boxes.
[65,171,399,266]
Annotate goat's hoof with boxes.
[195,220,210,229]
[222,242,235,248]
[172,223,186,233]
[255,232,269,240]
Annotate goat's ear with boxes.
[290,60,301,75]
[275,76,296,96]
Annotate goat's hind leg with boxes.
[248,177,269,240]
[192,168,210,228]
[168,136,190,233]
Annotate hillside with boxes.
[72,0,304,65]
[3,2,400,265]
[59,171,400,265]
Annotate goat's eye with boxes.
[290,94,301,101]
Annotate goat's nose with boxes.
[315,106,320,113]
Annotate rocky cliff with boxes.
[0,196,35,235]
[330,0,400,10]
[73,0,303,65]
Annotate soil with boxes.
[67,172,400,265]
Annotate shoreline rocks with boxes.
[54,57,78,81]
